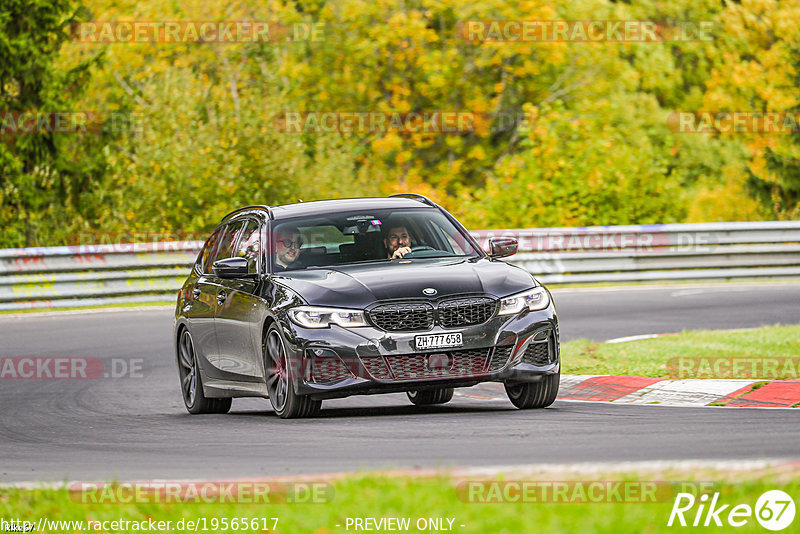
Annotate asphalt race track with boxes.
[1,283,799,483]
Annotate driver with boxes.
[384,224,412,259]
[274,225,303,271]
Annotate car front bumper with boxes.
[279,304,560,400]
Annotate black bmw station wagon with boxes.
[174,195,560,418]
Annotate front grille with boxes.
[383,348,491,380]
[522,340,552,366]
[438,297,498,328]
[309,356,352,383]
[368,296,498,332]
[490,345,514,372]
[368,302,434,332]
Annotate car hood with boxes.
[277,257,536,308]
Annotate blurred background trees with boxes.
[0,0,103,246]
[0,0,797,247]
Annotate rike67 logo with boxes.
[668,490,795,530]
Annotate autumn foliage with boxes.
[1,0,798,247]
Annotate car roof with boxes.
[220,196,436,224]
[270,197,432,220]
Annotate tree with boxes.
[0,0,102,247]
[702,0,800,219]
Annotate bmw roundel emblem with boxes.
[423,288,437,296]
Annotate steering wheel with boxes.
[402,245,435,258]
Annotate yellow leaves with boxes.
[427,74,447,90]
[395,150,412,165]
[371,133,402,155]
[686,177,765,223]
[444,135,463,150]
[392,85,412,98]
[468,145,485,161]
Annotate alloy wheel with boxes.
[265,329,289,412]
[178,330,198,407]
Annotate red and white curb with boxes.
[461,375,800,407]
[558,375,800,408]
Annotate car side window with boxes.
[235,219,261,274]
[206,221,244,273]
[201,229,222,274]
[428,220,466,254]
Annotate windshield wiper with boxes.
[305,258,391,269]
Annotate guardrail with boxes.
[1,221,799,310]
[471,221,800,284]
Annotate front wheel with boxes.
[263,324,321,419]
[504,372,560,409]
[177,329,232,414]
[407,387,454,405]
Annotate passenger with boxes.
[274,226,303,271]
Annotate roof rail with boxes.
[388,193,436,207]
[221,205,273,222]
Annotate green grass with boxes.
[561,324,800,379]
[1,470,798,533]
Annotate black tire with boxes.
[263,324,322,419]
[407,387,454,405]
[177,329,232,414]
[504,372,560,409]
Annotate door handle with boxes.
[217,291,227,305]
[192,288,201,300]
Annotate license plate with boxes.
[415,332,463,350]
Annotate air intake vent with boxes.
[522,331,555,366]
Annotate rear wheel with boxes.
[504,372,560,409]
[407,387,454,406]
[263,324,321,419]
[177,329,231,414]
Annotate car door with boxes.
[193,221,242,373]
[213,218,263,378]
[188,228,224,368]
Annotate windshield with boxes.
[270,208,481,272]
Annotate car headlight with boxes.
[287,306,368,328]
[497,287,550,315]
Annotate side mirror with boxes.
[488,237,518,259]
[213,257,251,279]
